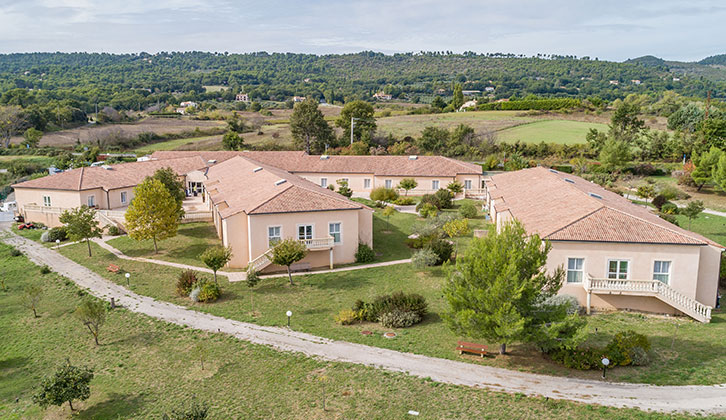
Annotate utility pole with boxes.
[350,117,356,145]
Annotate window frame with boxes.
[652,260,672,284]
[384,179,392,189]
[566,257,585,283]
[328,222,342,244]
[267,225,282,248]
[42,195,51,207]
[320,178,328,188]
[120,191,128,204]
[606,259,630,280]
[296,224,314,241]
[364,178,371,189]
[432,180,440,190]
[464,179,473,189]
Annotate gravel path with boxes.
[3,228,725,415]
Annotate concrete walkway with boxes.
[92,237,412,282]
[3,229,725,415]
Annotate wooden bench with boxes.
[107,264,120,273]
[290,262,312,272]
[456,341,488,357]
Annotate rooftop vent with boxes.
[409,155,418,160]
[101,165,113,170]
[253,167,263,173]
[564,178,575,184]
[320,155,329,160]
[549,169,558,174]
[207,159,217,165]
[588,192,603,199]
[274,179,287,186]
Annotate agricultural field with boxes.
[498,120,608,144]
[133,135,223,154]
[3,243,670,420]
[376,110,532,138]
[9,117,226,148]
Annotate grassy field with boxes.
[133,135,223,154]
[58,203,726,386]
[377,110,530,137]
[675,212,726,246]
[498,120,608,144]
[0,156,55,166]
[1,244,681,419]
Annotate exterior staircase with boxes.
[584,276,712,323]
[97,209,127,233]
[246,237,335,273]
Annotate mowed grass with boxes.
[133,135,223,154]
[498,120,608,144]
[106,222,222,267]
[377,110,531,137]
[1,244,679,420]
[675,212,726,246]
[58,203,726,386]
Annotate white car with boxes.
[0,201,17,212]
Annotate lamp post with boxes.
[601,357,610,379]
[55,239,60,250]
[286,310,292,328]
[125,272,130,287]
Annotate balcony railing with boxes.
[299,237,335,250]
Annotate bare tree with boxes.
[0,106,28,148]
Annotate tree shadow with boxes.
[179,224,216,239]
[107,331,159,347]
[0,356,30,401]
[77,393,146,420]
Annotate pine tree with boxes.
[125,178,179,253]
[691,147,722,191]
[290,98,333,154]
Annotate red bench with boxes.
[107,264,120,273]
[457,341,488,357]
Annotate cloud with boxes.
[0,0,724,61]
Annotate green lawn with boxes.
[106,222,222,267]
[59,237,726,386]
[498,120,608,144]
[377,110,531,137]
[676,212,726,246]
[133,135,222,154]
[1,245,677,419]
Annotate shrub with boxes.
[10,248,22,257]
[661,202,678,214]
[652,194,667,210]
[459,202,478,218]
[189,287,201,302]
[393,197,415,205]
[429,239,453,265]
[197,280,221,303]
[418,202,438,218]
[48,226,68,242]
[434,189,454,209]
[548,347,604,370]
[176,269,198,297]
[659,212,679,226]
[605,330,651,366]
[540,294,580,315]
[379,309,422,328]
[40,265,52,274]
[354,292,427,324]
[370,187,399,202]
[106,225,122,236]
[355,243,375,263]
[334,309,358,325]
[411,248,438,268]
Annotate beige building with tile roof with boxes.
[485,167,722,322]
[151,151,485,197]
[204,155,373,270]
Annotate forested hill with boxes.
[0,51,724,112]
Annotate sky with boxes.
[0,0,724,62]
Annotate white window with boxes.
[297,224,313,240]
[42,195,51,207]
[87,195,95,207]
[653,261,671,284]
[566,258,584,283]
[320,178,328,188]
[120,192,127,204]
[432,180,440,190]
[364,179,371,189]
[464,180,472,189]
[385,180,392,189]
[268,226,281,247]
[329,222,341,243]
[607,260,629,280]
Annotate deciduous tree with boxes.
[443,221,564,354]
[336,100,376,143]
[125,178,179,253]
[75,298,106,346]
[32,360,93,411]
[199,246,232,285]
[0,105,27,148]
[23,284,43,318]
[271,238,308,286]
[290,98,333,154]
[151,167,186,215]
[59,205,103,257]
[397,178,418,195]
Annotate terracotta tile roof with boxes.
[151,150,482,177]
[12,157,208,191]
[204,155,365,218]
[488,167,721,247]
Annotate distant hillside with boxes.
[700,54,726,65]
[625,55,668,68]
